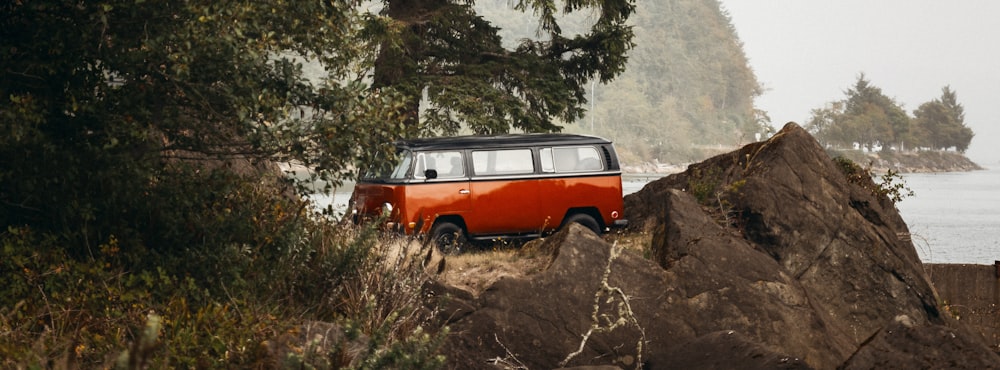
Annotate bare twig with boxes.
[486,333,528,370]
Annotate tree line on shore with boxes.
[806,74,974,153]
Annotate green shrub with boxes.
[833,156,914,205]
[0,176,443,368]
[687,167,722,205]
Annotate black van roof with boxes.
[396,133,612,151]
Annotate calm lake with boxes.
[320,166,1000,264]
[896,165,1000,264]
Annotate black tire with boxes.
[562,213,601,235]
[430,221,468,254]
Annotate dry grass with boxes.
[606,230,654,254]
[434,247,548,296]
[431,231,653,297]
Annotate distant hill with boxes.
[479,0,764,164]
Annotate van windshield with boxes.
[364,150,412,181]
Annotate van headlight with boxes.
[381,202,394,217]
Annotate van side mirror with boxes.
[424,169,438,179]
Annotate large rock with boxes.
[628,123,943,345]
[432,123,1000,369]
[436,223,828,369]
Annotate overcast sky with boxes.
[718,0,1000,164]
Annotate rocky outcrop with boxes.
[431,122,1000,369]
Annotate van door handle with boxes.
[459,189,470,194]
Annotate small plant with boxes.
[876,169,916,204]
[687,167,722,205]
[833,156,914,205]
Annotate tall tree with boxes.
[842,74,909,150]
[809,78,976,154]
[365,0,636,135]
[1,0,405,248]
[809,74,910,151]
[912,86,974,152]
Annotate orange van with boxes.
[351,133,627,252]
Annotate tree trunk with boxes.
[372,0,450,127]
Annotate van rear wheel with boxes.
[562,214,601,235]
[430,221,468,255]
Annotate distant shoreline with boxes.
[825,149,982,173]
[621,149,982,175]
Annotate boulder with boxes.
[436,222,838,369]
[841,315,1000,369]
[628,122,943,346]
[432,122,1000,369]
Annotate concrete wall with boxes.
[925,263,1000,349]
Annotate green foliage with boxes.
[833,156,914,205]
[1,0,411,249]
[912,86,975,152]
[687,167,723,205]
[1,219,444,368]
[364,0,636,135]
[0,1,454,367]
[570,0,765,163]
[876,170,916,204]
[807,76,974,153]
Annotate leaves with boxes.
[366,0,635,134]
[1,0,415,247]
[808,75,974,153]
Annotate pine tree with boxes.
[1,0,403,246]
[365,0,636,135]
[913,86,974,152]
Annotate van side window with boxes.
[540,148,555,173]
[541,146,603,172]
[472,149,533,176]
[414,151,465,179]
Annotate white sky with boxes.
[719,0,1000,164]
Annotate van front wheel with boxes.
[430,221,468,255]
[562,213,601,235]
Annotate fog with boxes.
[720,0,1000,164]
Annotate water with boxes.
[897,166,1000,264]
[316,168,1000,264]
[625,169,1000,264]
[306,191,352,218]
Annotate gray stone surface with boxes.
[433,123,1000,369]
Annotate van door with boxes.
[404,151,471,233]
[537,145,610,228]
[466,148,543,235]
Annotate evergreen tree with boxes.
[1,0,404,249]
[809,77,976,155]
[808,74,910,151]
[913,86,974,152]
[842,74,909,150]
[365,0,636,135]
